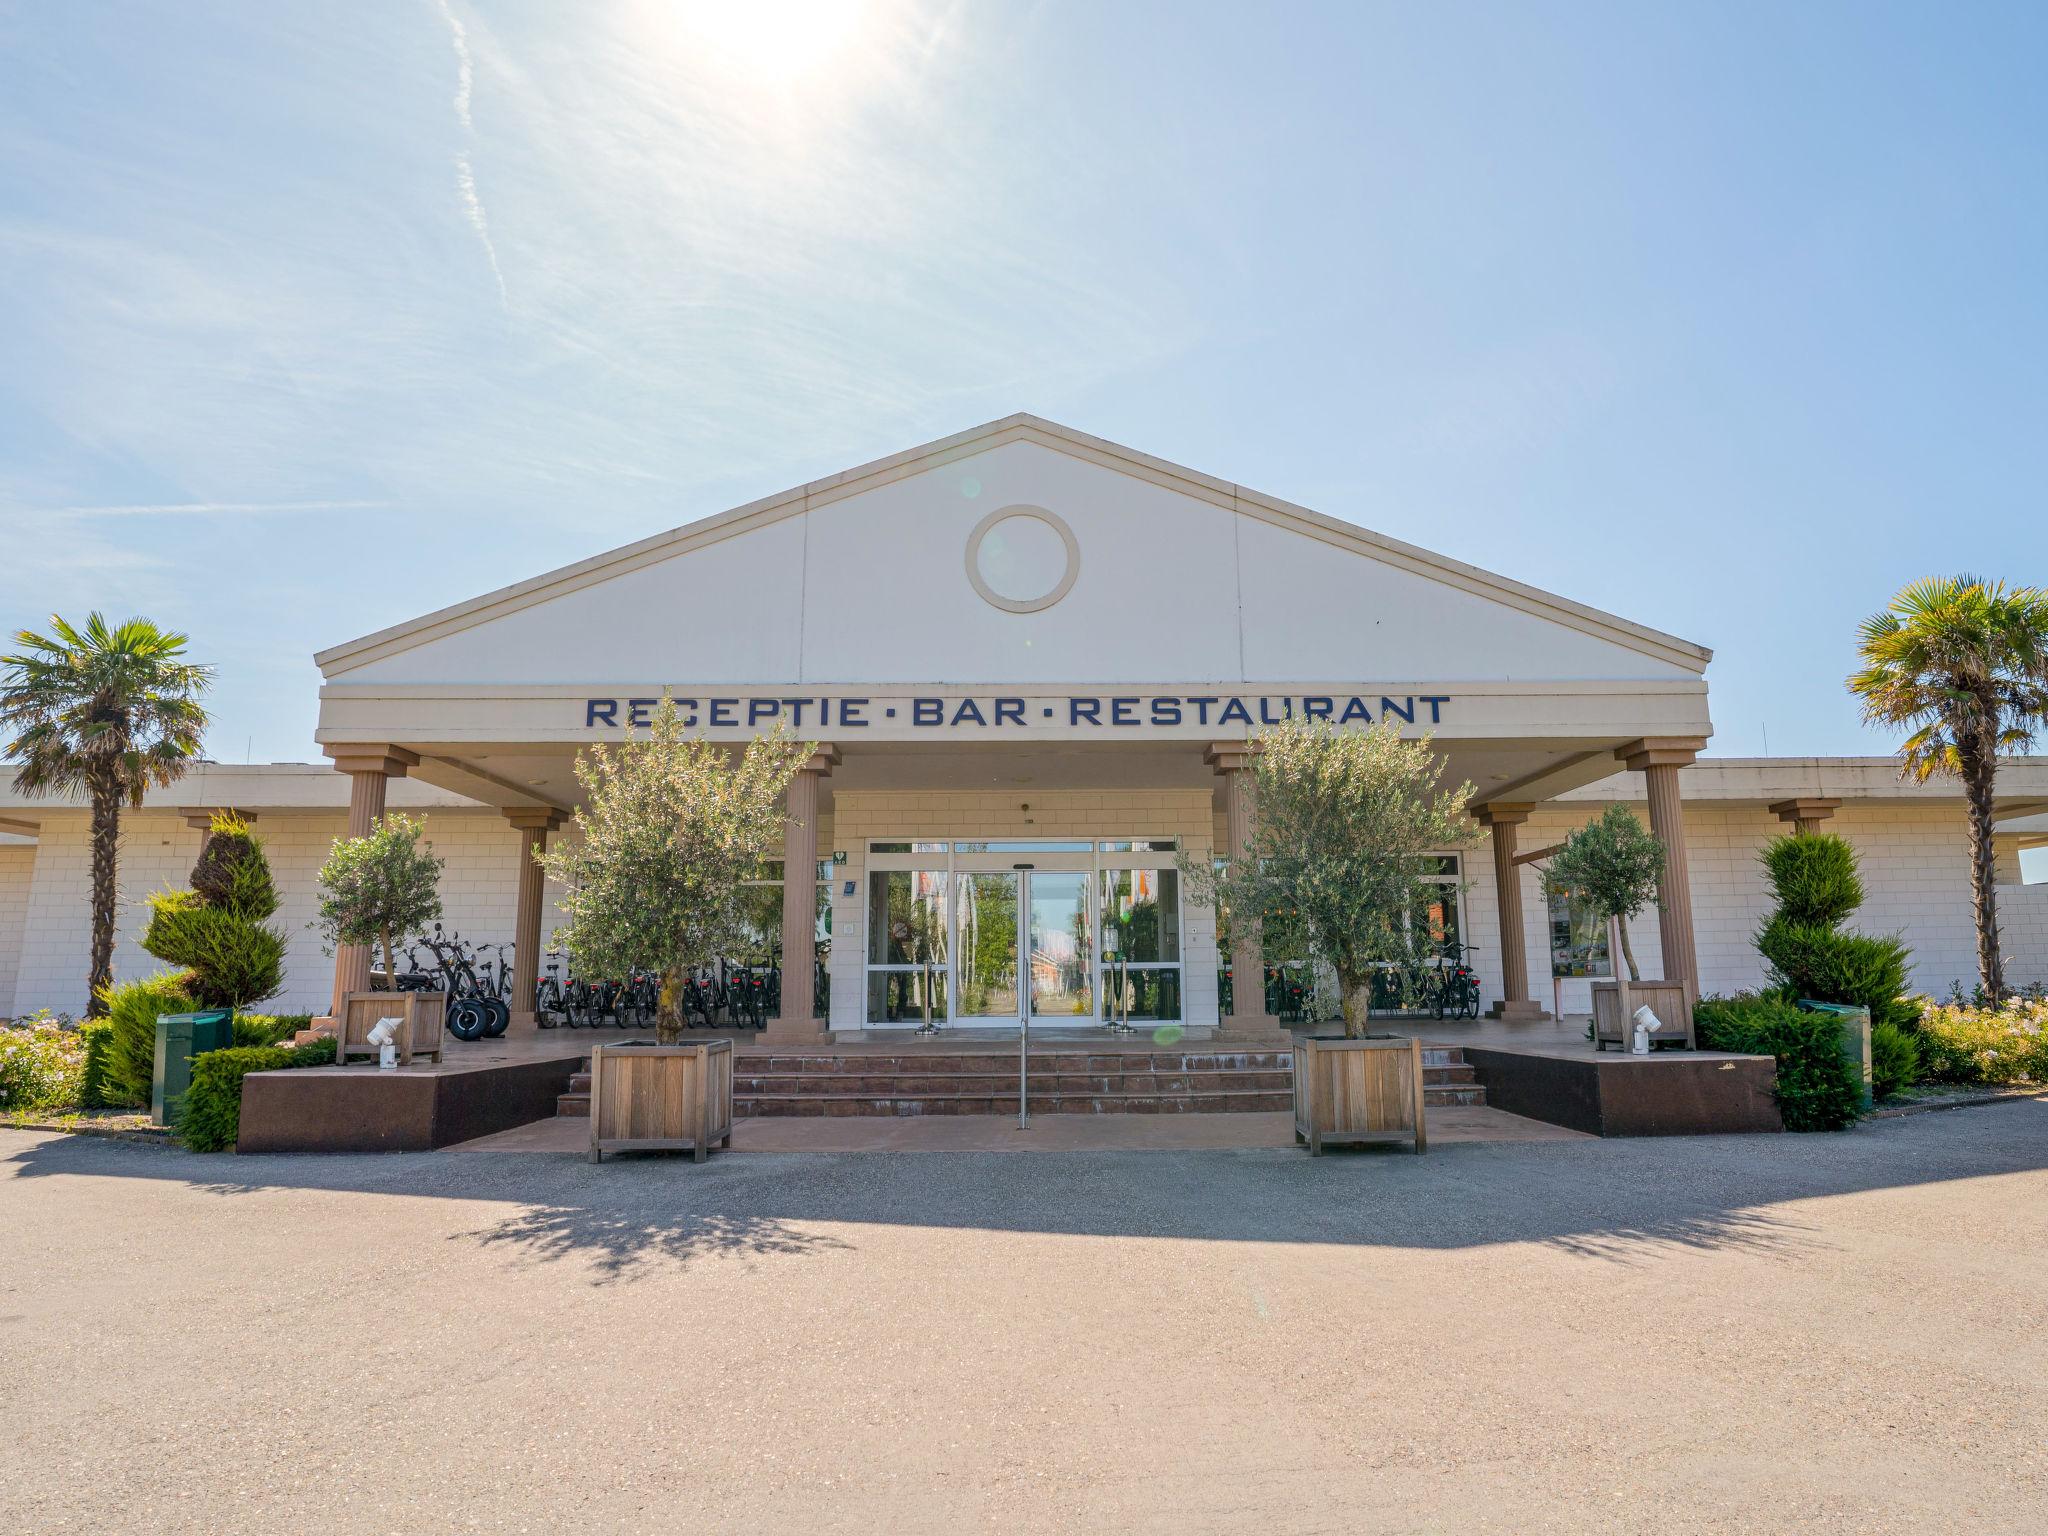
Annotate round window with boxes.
[965,505,1080,613]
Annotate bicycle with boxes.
[1427,941,1483,1021]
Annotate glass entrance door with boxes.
[949,869,1096,1025]
[1026,871,1094,1023]
[954,872,1021,1020]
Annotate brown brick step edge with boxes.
[554,1083,1487,1118]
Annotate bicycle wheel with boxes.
[446,999,490,1041]
[481,998,511,1037]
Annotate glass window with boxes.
[868,840,948,854]
[1411,883,1461,952]
[1099,868,1181,963]
[867,969,948,1025]
[1099,838,1178,853]
[954,839,1092,853]
[1547,881,1612,978]
[1106,967,1181,1022]
[867,870,949,966]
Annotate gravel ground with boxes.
[4,1101,2046,1535]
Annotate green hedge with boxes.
[232,1013,312,1049]
[181,1037,336,1153]
[77,1018,116,1110]
[1696,994,1865,1131]
[1870,1021,1921,1102]
[95,973,199,1110]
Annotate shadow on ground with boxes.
[456,1202,849,1282]
[6,1100,2044,1279]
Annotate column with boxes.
[1204,744,1288,1041]
[1475,803,1545,1021]
[763,747,838,1045]
[504,807,566,1033]
[319,745,419,1021]
[1617,738,1707,992]
[1769,798,1841,835]
[182,808,255,857]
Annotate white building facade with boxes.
[3,417,2044,1027]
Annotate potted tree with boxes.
[539,694,813,1161]
[313,813,448,1064]
[1543,804,1691,1048]
[1181,718,1478,1152]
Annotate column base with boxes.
[505,1009,541,1037]
[1217,1013,1294,1046]
[1488,999,1551,1022]
[758,1019,829,1049]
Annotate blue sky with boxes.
[1,0,2043,765]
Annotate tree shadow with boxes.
[455,1202,848,1283]
[1538,1206,1818,1265]
[4,1099,2043,1278]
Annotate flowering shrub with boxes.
[1914,995,2048,1086]
[0,1011,86,1115]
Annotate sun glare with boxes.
[668,0,873,84]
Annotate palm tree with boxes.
[1,615,213,1015]
[1849,576,2048,999]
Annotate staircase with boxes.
[554,1045,1485,1118]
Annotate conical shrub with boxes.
[142,811,286,1011]
[1754,831,1914,1031]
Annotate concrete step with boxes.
[554,1044,1485,1118]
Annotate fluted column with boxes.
[1618,738,1707,993]
[320,745,419,1020]
[504,807,566,1034]
[1205,744,1287,1041]
[182,808,255,858]
[1770,798,1841,835]
[763,747,838,1044]
[1476,803,1545,1020]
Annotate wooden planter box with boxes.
[589,1040,734,1164]
[1591,978,1696,1051]
[336,990,446,1066]
[1292,1034,1427,1155]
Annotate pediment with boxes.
[317,415,1709,689]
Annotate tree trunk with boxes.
[1340,974,1371,1038]
[380,924,397,992]
[1615,914,1641,983]
[656,965,685,1046]
[85,780,120,1016]
[1963,747,2005,1001]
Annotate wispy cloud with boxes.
[40,498,392,518]
[435,0,508,308]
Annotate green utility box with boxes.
[152,1009,234,1128]
[1799,1000,1872,1110]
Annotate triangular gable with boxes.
[316,415,1711,688]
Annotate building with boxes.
[3,415,2045,1033]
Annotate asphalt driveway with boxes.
[3,1102,2045,1534]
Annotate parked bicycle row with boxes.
[1217,942,1483,1024]
[387,925,824,1040]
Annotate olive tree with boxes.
[1542,804,1665,982]
[313,813,445,992]
[1181,717,1478,1037]
[539,695,813,1045]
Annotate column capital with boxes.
[800,744,842,777]
[503,806,567,833]
[1615,737,1706,772]
[182,808,255,832]
[1770,797,1841,828]
[1203,741,1261,774]
[1473,802,1535,829]
[324,744,420,779]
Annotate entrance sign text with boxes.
[580,693,1452,732]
